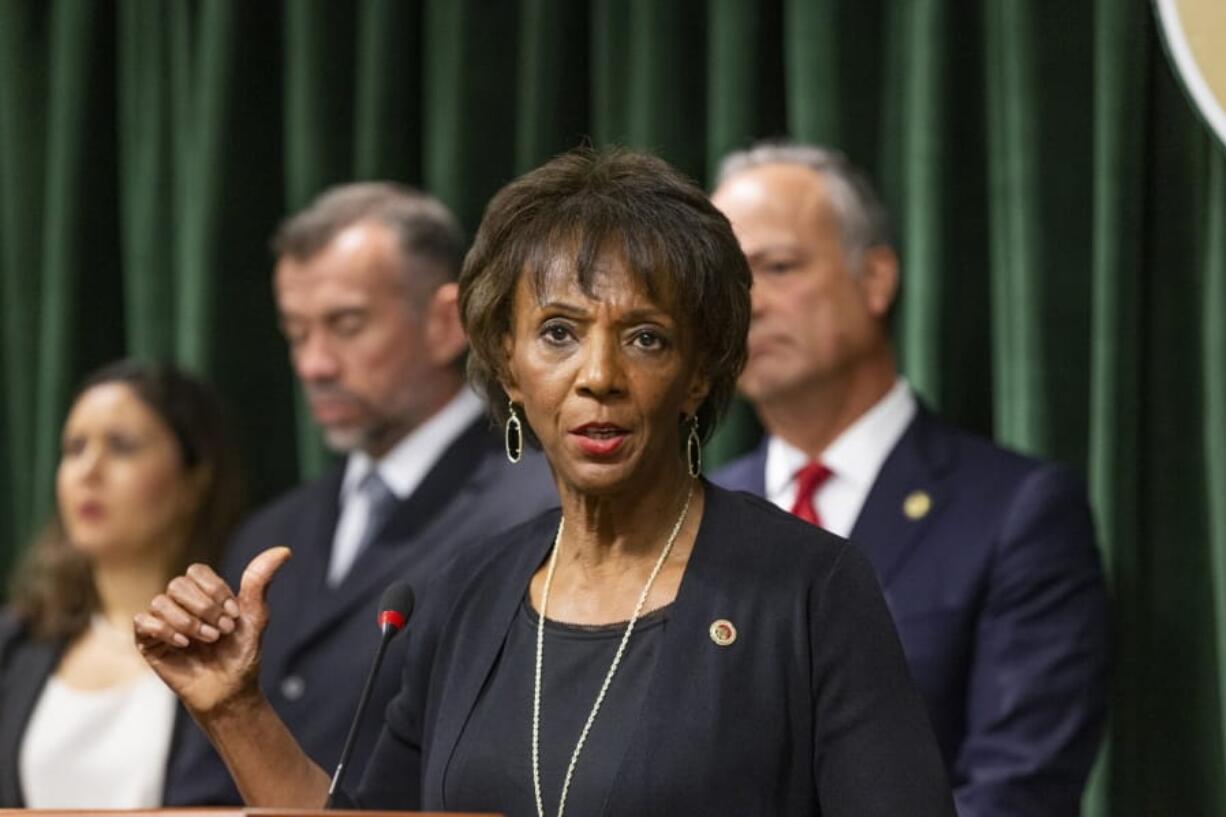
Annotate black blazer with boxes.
[165,416,558,805]
[713,409,1109,817]
[0,613,197,806]
[348,483,955,817]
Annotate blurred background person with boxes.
[166,182,557,804]
[0,359,244,808]
[711,142,1109,817]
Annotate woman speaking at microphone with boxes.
[136,148,954,816]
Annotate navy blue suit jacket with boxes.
[0,614,200,806]
[165,417,557,805]
[713,409,1109,817]
[345,484,955,817]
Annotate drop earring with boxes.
[686,414,701,478]
[505,400,523,463]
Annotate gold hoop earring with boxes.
[505,400,523,463]
[686,414,702,478]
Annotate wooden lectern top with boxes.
[1,804,497,809]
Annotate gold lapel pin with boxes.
[709,619,737,646]
[903,490,932,520]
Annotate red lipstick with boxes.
[570,423,629,456]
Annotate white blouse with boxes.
[18,670,177,807]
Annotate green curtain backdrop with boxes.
[0,1,1223,813]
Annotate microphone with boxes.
[325,580,415,807]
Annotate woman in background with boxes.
[0,359,244,807]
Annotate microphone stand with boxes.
[324,621,398,808]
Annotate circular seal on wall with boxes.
[1156,0,1226,149]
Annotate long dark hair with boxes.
[9,360,246,640]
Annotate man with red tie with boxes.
[711,142,1109,817]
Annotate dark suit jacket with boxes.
[713,409,1109,817]
[346,483,955,817]
[164,417,557,805]
[0,613,198,806]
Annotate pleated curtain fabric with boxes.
[0,0,1224,812]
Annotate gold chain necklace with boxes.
[531,481,695,817]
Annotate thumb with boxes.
[237,546,292,621]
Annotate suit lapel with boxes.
[431,513,559,803]
[291,419,497,650]
[259,466,343,678]
[711,438,769,496]
[0,636,61,806]
[849,409,954,587]
[741,440,768,496]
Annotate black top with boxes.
[445,598,669,817]
[352,483,956,816]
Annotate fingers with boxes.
[147,591,225,644]
[169,571,236,635]
[136,562,240,650]
[238,546,292,615]
[133,610,190,649]
[186,562,241,619]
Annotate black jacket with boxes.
[0,613,198,806]
[350,483,955,817]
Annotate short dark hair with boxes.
[9,360,246,640]
[460,147,751,438]
[272,182,465,301]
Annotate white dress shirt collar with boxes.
[339,386,485,504]
[327,387,486,585]
[765,379,917,537]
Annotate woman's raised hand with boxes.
[135,546,291,715]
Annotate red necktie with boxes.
[790,461,832,527]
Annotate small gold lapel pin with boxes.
[709,619,737,646]
[903,490,932,520]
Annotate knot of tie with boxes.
[790,461,832,527]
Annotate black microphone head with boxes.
[376,581,415,634]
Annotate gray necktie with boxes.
[355,470,398,555]
[328,470,399,585]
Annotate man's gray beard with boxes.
[322,425,369,454]
[321,417,403,455]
